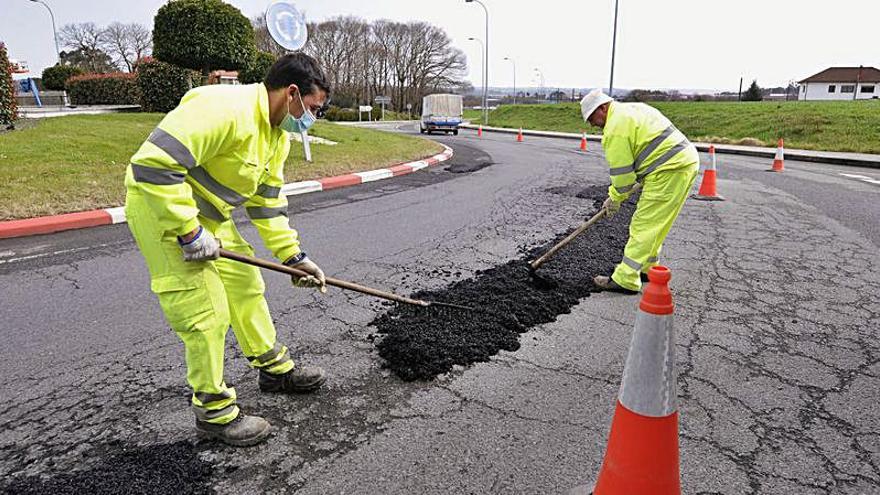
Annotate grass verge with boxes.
[0,114,442,221]
[473,100,880,154]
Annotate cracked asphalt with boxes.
[1,123,878,494]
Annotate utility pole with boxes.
[466,0,489,125]
[738,77,743,101]
[608,0,620,98]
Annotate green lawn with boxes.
[0,114,442,220]
[476,100,880,154]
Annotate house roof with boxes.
[799,67,880,84]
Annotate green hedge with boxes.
[0,43,16,126]
[238,51,276,85]
[41,64,85,91]
[136,58,197,113]
[67,73,141,105]
[325,106,382,122]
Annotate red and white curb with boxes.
[0,144,453,240]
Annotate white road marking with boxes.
[840,173,880,185]
[0,243,117,265]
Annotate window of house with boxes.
[828,85,836,93]
[861,85,875,93]
[842,85,855,93]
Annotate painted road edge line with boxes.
[0,144,454,240]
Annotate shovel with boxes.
[219,249,473,311]
[528,183,642,283]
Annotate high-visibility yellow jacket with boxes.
[125,83,301,263]
[601,101,699,202]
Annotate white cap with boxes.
[580,89,613,122]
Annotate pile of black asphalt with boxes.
[372,185,637,381]
[1,441,215,495]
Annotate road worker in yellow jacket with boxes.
[580,89,698,294]
[125,53,330,446]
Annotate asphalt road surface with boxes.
[1,123,878,494]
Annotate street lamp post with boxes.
[465,0,489,125]
[468,37,485,117]
[504,57,516,105]
[30,0,61,64]
[534,68,545,99]
[608,0,620,98]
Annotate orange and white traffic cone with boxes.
[691,145,725,201]
[571,266,681,495]
[580,132,588,151]
[517,127,524,142]
[477,125,483,138]
[770,138,784,172]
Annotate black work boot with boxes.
[593,275,639,295]
[259,365,326,393]
[195,413,271,447]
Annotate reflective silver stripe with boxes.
[192,192,228,222]
[195,390,233,405]
[637,140,690,180]
[131,164,185,185]
[633,125,677,169]
[246,206,288,220]
[610,165,636,176]
[254,343,284,365]
[622,256,642,271]
[256,184,282,199]
[148,128,196,170]
[194,404,238,421]
[647,256,659,263]
[618,312,677,417]
[616,183,636,193]
[189,167,248,206]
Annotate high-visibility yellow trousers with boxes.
[125,190,294,425]
[611,164,698,291]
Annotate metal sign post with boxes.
[301,130,312,162]
[374,96,391,121]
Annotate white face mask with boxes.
[280,90,316,133]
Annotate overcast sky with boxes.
[3,0,879,92]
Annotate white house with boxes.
[798,67,880,101]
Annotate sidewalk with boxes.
[460,123,880,169]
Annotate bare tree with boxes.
[304,17,466,113]
[59,22,104,52]
[102,22,152,72]
[252,14,288,57]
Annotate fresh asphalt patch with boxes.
[1,441,214,495]
[372,184,636,381]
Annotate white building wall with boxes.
[800,81,880,101]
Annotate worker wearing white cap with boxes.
[580,89,698,294]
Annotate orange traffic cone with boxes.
[517,127,524,142]
[770,138,784,172]
[477,125,483,137]
[571,266,681,495]
[691,145,725,201]
[580,133,588,151]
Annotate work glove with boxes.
[178,226,220,262]
[285,253,327,294]
[602,196,621,218]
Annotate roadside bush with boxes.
[136,58,197,113]
[324,106,382,122]
[41,64,85,91]
[0,42,17,126]
[66,73,141,105]
[153,0,256,75]
[237,51,276,84]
